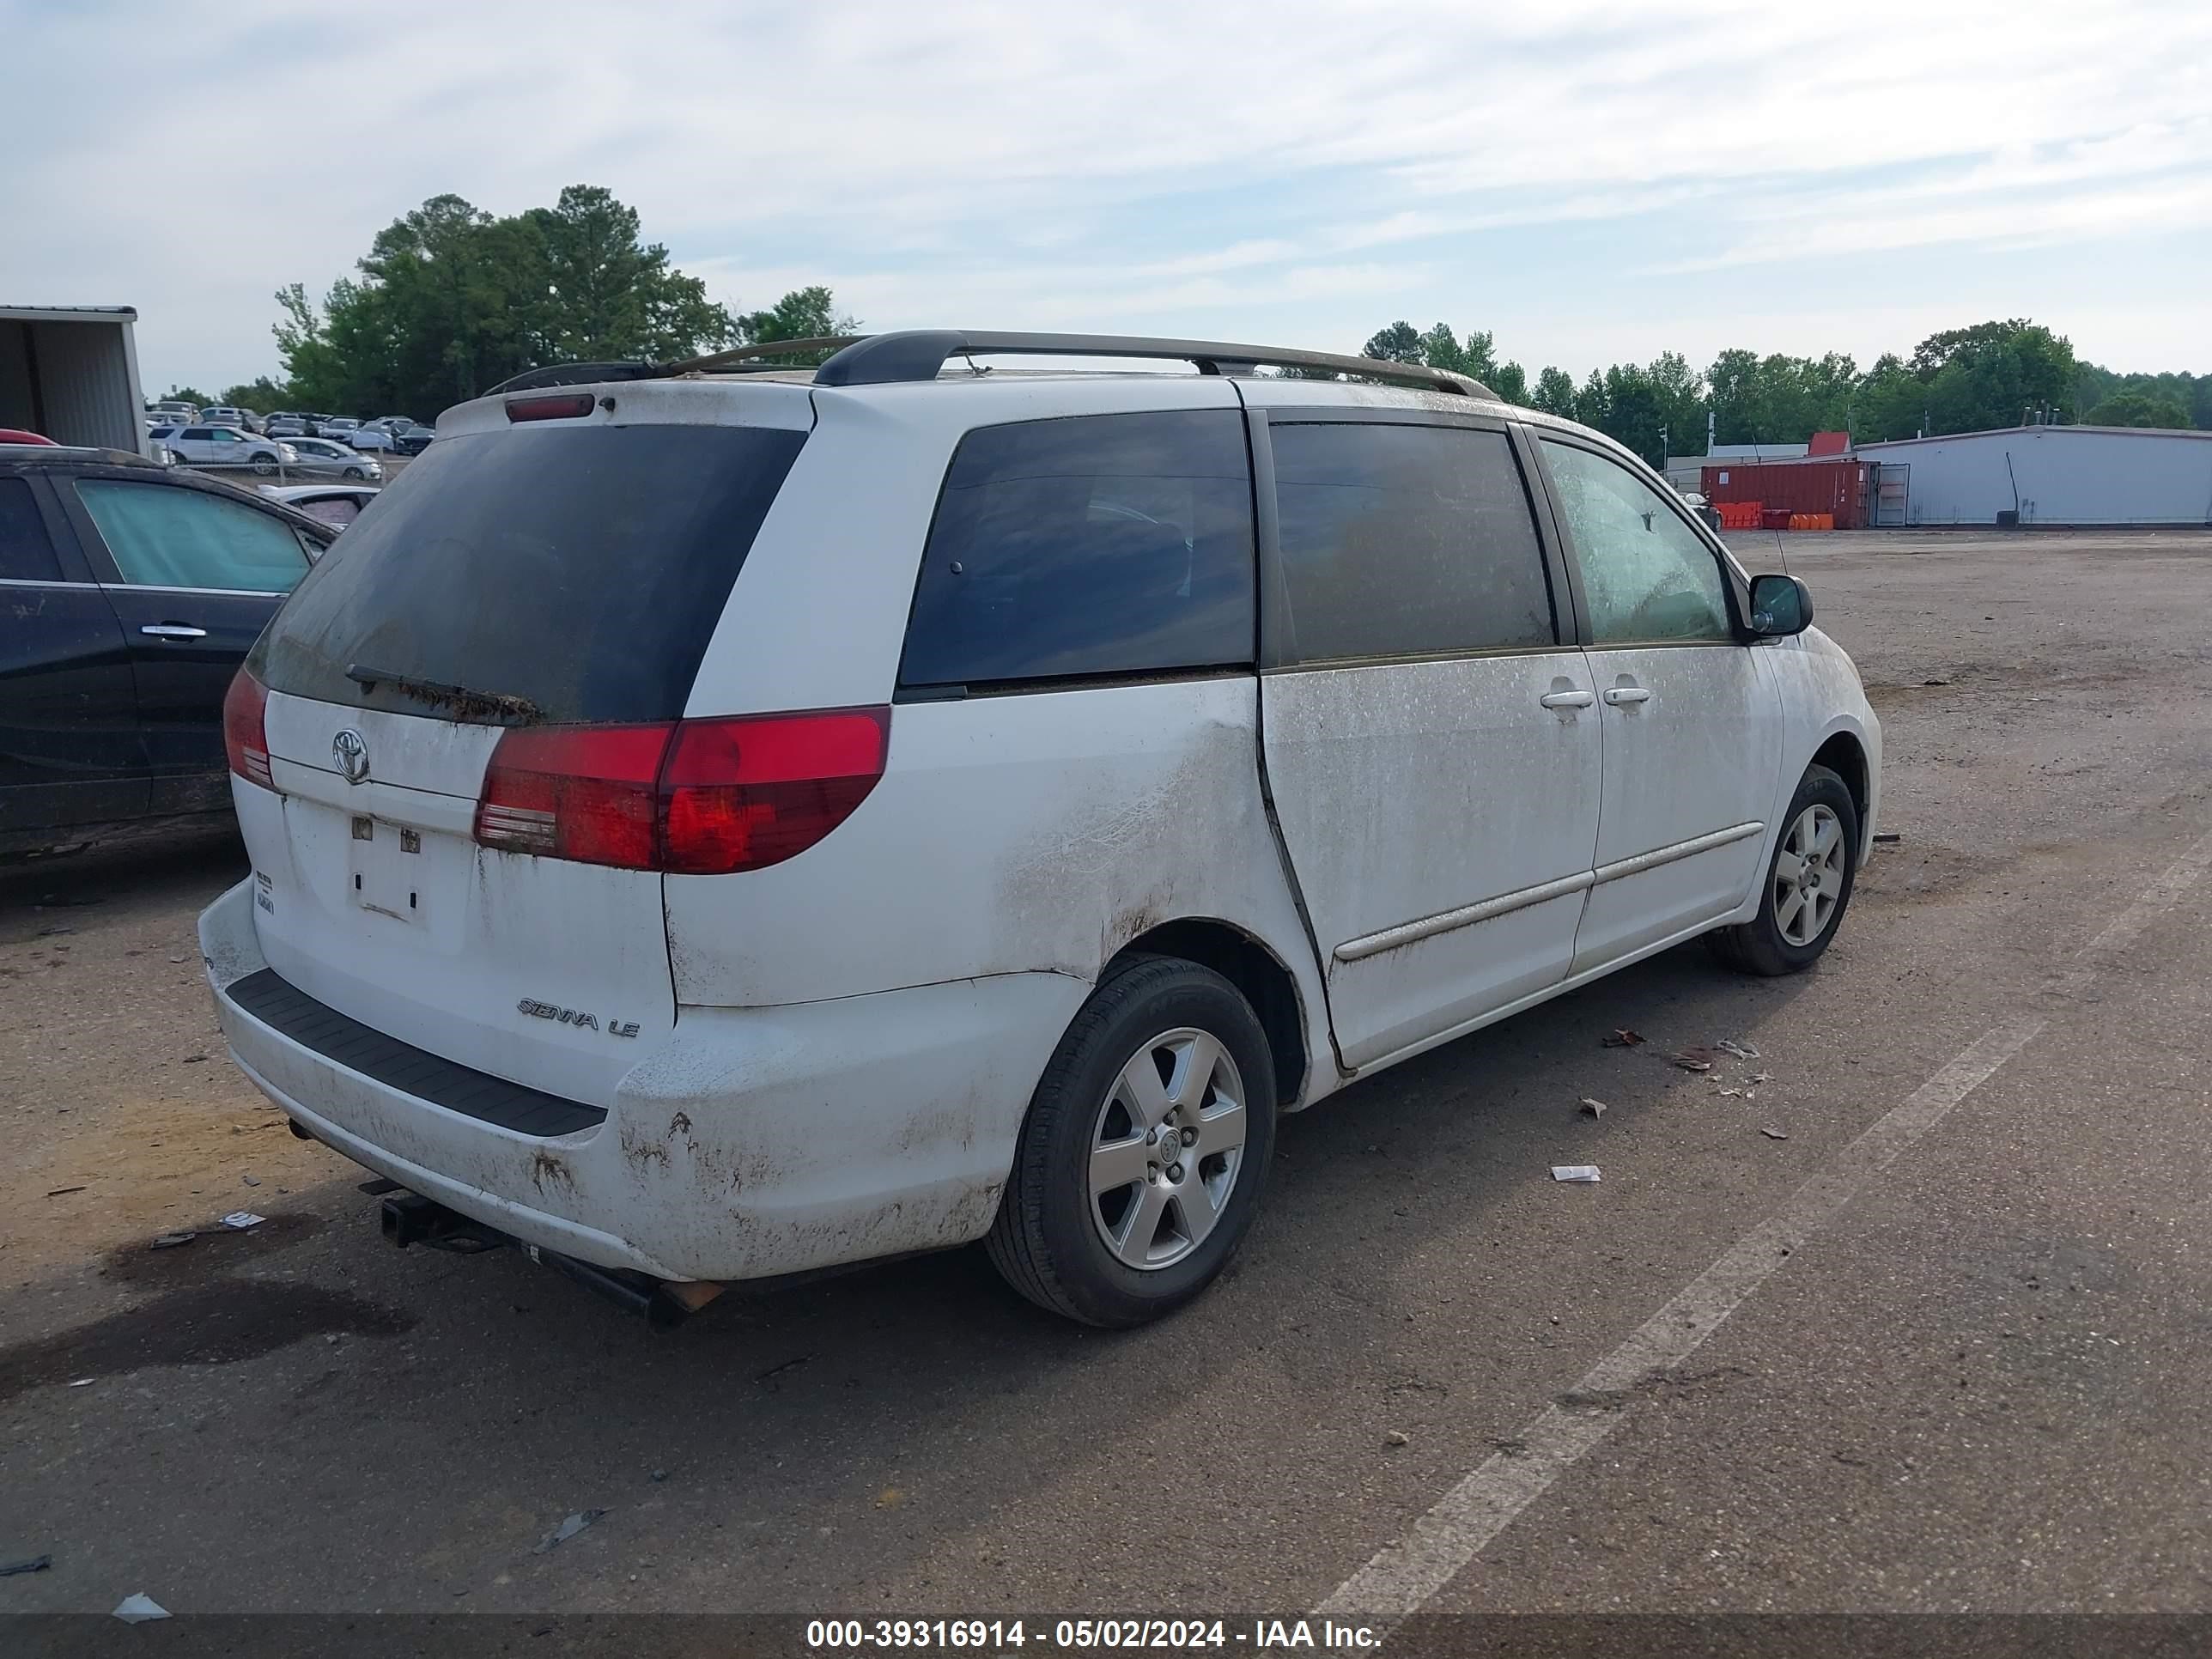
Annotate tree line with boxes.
[173,187,2209,451]
[1354,319,2209,464]
[181,185,856,421]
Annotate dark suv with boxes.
[0,446,337,856]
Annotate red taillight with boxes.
[222,669,272,789]
[504,392,598,422]
[472,708,890,874]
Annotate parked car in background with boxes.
[198,330,1879,1329]
[264,413,308,438]
[0,444,335,856]
[281,436,381,481]
[258,482,379,531]
[161,426,299,474]
[148,400,198,423]
[319,417,361,441]
[393,423,436,456]
[204,407,264,434]
[343,424,397,453]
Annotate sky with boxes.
[5,0,2209,397]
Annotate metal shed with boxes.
[1853,424,2212,526]
[0,305,149,455]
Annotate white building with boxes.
[0,305,150,455]
[1854,424,2212,526]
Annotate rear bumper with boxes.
[199,878,1085,1282]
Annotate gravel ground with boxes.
[3,527,2209,1645]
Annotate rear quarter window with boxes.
[898,410,1256,690]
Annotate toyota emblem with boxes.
[332,728,370,786]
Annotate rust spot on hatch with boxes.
[529,1150,577,1194]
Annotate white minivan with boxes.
[201,331,1879,1328]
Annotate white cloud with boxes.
[3,0,2207,390]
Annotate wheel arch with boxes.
[1810,729,1869,829]
[1107,918,1309,1109]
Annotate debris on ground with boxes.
[1760,1127,1791,1140]
[1669,1049,1716,1073]
[1550,1165,1602,1183]
[0,1555,51,1577]
[755,1354,812,1386]
[240,1174,261,1187]
[649,1468,668,1484]
[167,955,188,964]
[1717,1088,1746,1098]
[532,1510,608,1555]
[1578,1097,1607,1119]
[1874,832,1904,844]
[875,1487,907,1509]
[1382,1431,1410,1448]
[1751,1073,1771,1085]
[46,1186,85,1197]
[112,1594,170,1623]
[69,1377,94,1388]
[1714,1039,1761,1060]
[1602,1029,1645,1048]
[35,924,73,937]
[219,1212,266,1231]
[149,1231,197,1250]
[183,1054,208,1065]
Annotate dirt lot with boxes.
[3,528,2210,1638]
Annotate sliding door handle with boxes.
[1602,685,1651,707]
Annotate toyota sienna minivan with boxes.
[202,330,1879,1327]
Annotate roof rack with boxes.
[484,331,1496,401]
[805,331,1493,398]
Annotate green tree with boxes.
[1911,319,2076,432]
[735,285,860,364]
[2076,365,2207,429]
[2082,389,2191,428]
[1532,366,1577,417]
[218,377,289,413]
[1360,321,1424,363]
[274,186,761,419]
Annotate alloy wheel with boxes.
[1775,803,1845,946]
[1088,1028,1248,1271]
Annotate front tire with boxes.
[252,454,277,477]
[988,957,1277,1328]
[344,465,366,480]
[1710,763,1858,975]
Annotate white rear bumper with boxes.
[200,878,1085,1282]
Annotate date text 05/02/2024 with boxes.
[804,1619,1380,1650]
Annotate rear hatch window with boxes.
[251,423,807,722]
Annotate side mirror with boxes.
[1748,572,1814,637]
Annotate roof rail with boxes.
[807,331,1494,398]
[484,339,863,398]
[484,331,1495,400]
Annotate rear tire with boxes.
[987,957,1276,1328]
[1709,763,1858,975]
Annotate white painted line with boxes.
[1315,828,2212,1629]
